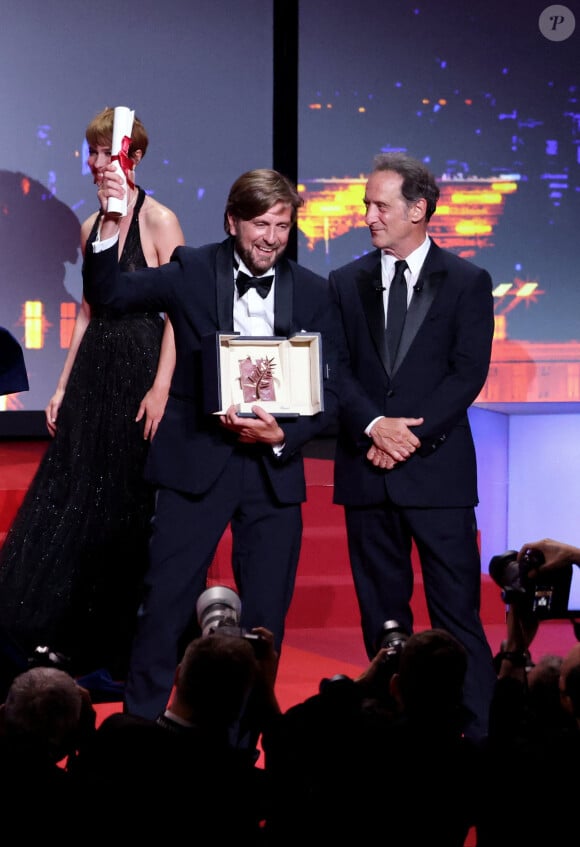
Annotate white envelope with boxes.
[107,106,135,217]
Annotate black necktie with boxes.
[236,270,274,299]
[386,259,408,363]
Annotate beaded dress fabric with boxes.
[0,187,163,678]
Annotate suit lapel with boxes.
[356,257,389,374]
[273,259,293,337]
[394,241,445,370]
[216,238,236,332]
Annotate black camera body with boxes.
[374,619,410,682]
[319,619,409,710]
[489,548,573,620]
[376,619,409,659]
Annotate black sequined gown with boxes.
[0,187,163,678]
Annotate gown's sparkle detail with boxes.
[0,187,163,678]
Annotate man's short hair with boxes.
[224,168,303,233]
[178,634,259,726]
[372,152,440,221]
[2,666,83,756]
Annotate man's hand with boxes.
[247,626,281,719]
[369,416,423,462]
[517,538,580,579]
[505,600,539,653]
[249,626,280,686]
[355,646,391,686]
[219,404,285,445]
[367,444,398,469]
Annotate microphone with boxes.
[374,284,386,292]
[413,281,424,294]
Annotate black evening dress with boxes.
[0,187,163,679]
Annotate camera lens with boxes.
[376,619,409,655]
[196,585,241,637]
[488,550,528,596]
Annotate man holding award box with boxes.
[84,164,343,720]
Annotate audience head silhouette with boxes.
[0,666,83,762]
[391,628,468,729]
[168,633,259,729]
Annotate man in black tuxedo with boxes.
[83,168,341,719]
[329,152,497,742]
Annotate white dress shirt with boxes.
[234,253,275,337]
[366,236,431,436]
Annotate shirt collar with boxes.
[382,236,431,278]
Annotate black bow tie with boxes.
[236,270,274,299]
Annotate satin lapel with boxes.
[356,260,389,374]
[216,238,235,332]
[273,260,293,337]
[392,243,444,371]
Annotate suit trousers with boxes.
[344,501,497,742]
[124,446,303,719]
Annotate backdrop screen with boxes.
[0,0,273,413]
[297,0,580,405]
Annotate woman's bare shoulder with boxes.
[142,195,181,226]
[139,195,185,262]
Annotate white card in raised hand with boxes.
[107,106,135,217]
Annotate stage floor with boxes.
[2,437,578,715]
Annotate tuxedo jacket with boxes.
[329,240,494,508]
[83,236,341,503]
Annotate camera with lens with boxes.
[28,645,71,671]
[317,619,410,718]
[195,585,268,657]
[488,547,573,620]
[351,619,410,707]
[375,619,409,673]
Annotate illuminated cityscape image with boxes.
[1,1,579,410]
[297,1,580,404]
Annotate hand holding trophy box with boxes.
[202,332,325,418]
[107,106,135,217]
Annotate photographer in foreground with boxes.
[479,553,580,846]
[262,627,486,846]
[487,538,580,742]
[71,629,280,841]
[0,667,96,831]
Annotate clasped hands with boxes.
[367,416,424,469]
[220,404,285,446]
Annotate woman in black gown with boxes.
[0,108,185,680]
